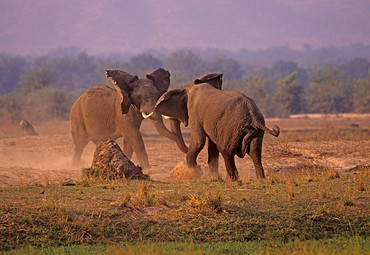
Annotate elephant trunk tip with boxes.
[272,125,280,137]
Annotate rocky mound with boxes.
[87,139,146,180]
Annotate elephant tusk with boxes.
[161,114,172,119]
[142,112,154,119]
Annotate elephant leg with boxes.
[248,134,265,179]
[127,130,150,169]
[71,133,89,167]
[221,152,239,181]
[186,126,206,168]
[121,137,133,159]
[207,139,220,178]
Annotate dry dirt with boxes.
[0,116,369,187]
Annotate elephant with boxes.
[70,68,188,168]
[153,81,280,180]
[164,72,224,150]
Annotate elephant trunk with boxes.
[168,119,188,152]
[149,112,188,153]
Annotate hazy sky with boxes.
[0,0,369,55]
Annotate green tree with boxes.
[125,54,164,74]
[166,50,204,87]
[263,60,309,88]
[343,58,370,79]
[223,79,244,91]
[268,60,299,78]
[1,63,79,122]
[274,72,304,117]
[204,56,243,80]
[0,91,23,123]
[0,54,29,94]
[351,78,370,113]
[243,73,275,117]
[307,67,353,113]
[32,53,101,91]
[19,65,53,93]
[22,87,77,121]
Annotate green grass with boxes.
[1,171,369,253]
[3,237,369,254]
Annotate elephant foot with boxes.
[207,171,222,181]
[169,162,203,181]
[255,170,266,180]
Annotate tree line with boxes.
[0,50,369,123]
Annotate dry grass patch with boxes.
[1,174,369,251]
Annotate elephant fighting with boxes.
[70,69,280,180]
[154,75,280,180]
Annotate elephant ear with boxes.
[154,88,189,127]
[194,73,223,90]
[146,68,171,95]
[105,69,138,114]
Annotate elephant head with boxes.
[106,69,159,117]
[154,88,189,127]
[106,68,188,154]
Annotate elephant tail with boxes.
[257,124,280,137]
[239,124,280,158]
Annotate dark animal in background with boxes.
[19,120,38,136]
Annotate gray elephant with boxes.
[164,72,224,149]
[70,68,188,168]
[154,80,280,180]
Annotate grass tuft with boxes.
[323,167,341,180]
[111,189,131,208]
[287,177,298,198]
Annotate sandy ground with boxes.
[0,118,369,187]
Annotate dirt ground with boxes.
[0,116,369,187]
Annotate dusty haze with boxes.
[0,116,369,187]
